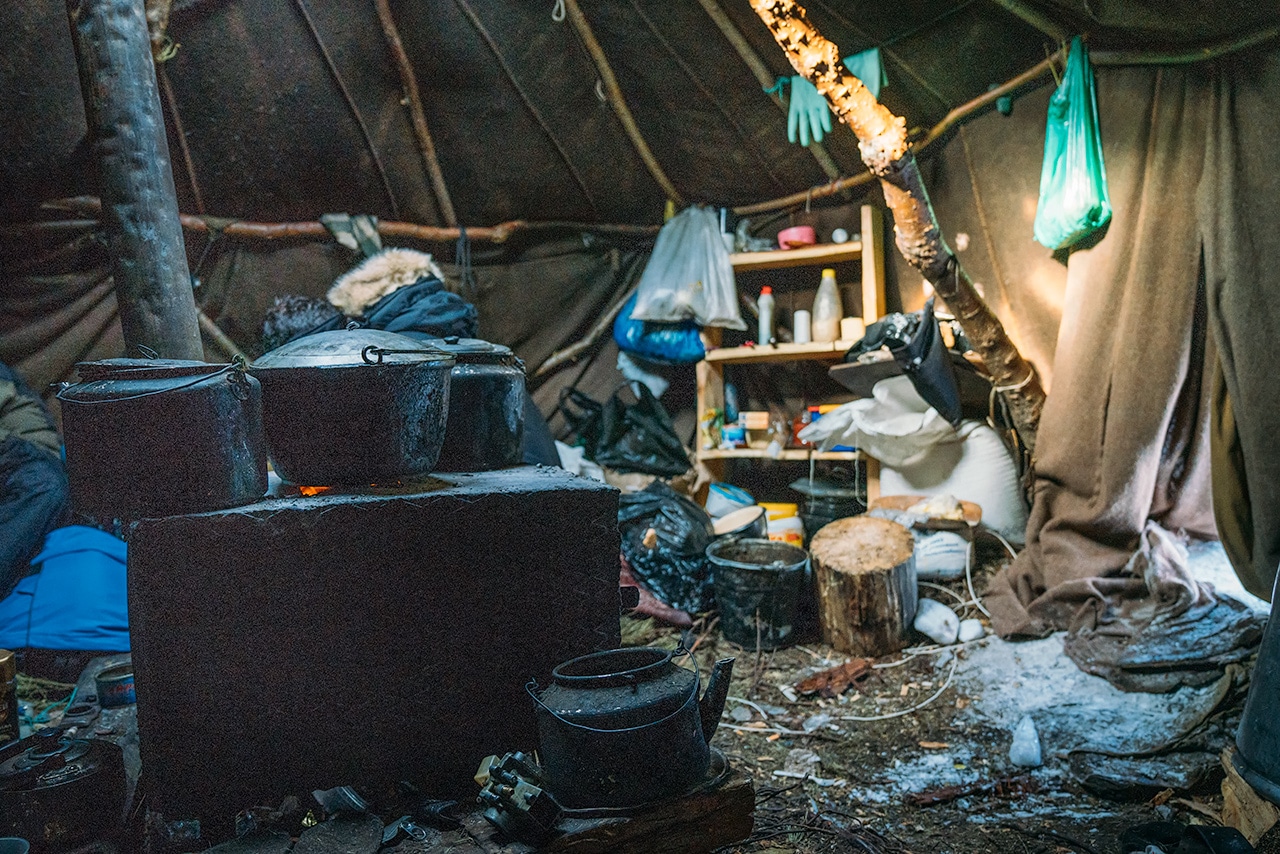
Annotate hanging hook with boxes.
[1046,43,1064,87]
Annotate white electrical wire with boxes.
[964,538,992,617]
[918,580,968,608]
[726,695,773,721]
[839,655,959,722]
[982,528,1020,560]
[551,0,566,22]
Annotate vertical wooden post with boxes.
[67,0,203,360]
[860,205,885,323]
[696,327,728,486]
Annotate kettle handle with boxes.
[526,647,702,735]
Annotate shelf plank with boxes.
[705,341,857,364]
[729,242,862,272]
[698,448,862,461]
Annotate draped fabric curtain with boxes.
[1199,46,1280,602]
[987,46,1280,636]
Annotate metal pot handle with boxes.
[361,345,451,364]
[525,647,701,735]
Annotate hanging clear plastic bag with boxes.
[1033,37,1112,251]
[630,205,746,330]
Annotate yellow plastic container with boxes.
[768,516,805,547]
[758,502,799,521]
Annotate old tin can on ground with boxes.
[94,663,135,708]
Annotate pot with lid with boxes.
[59,359,267,521]
[250,328,454,485]
[528,647,734,809]
[425,336,525,472]
[0,728,127,848]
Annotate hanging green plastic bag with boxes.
[1033,37,1111,250]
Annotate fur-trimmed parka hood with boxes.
[327,248,446,316]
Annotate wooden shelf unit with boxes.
[727,241,864,272]
[704,340,861,364]
[695,204,885,500]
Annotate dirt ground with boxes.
[623,551,1234,854]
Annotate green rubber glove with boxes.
[785,49,887,147]
[843,48,887,100]
[787,75,832,146]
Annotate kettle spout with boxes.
[698,658,735,742]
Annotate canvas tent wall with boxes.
[1,1,1278,598]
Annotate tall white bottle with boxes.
[812,267,843,343]
[757,286,775,345]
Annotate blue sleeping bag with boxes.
[0,525,129,651]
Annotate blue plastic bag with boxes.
[1033,37,1111,250]
[613,294,706,364]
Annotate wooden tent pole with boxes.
[66,0,203,361]
[373,0,458,227]
[532,280,640,380]
[691,0,844,181]
[749,0,1046,449]
[987,0,1070,42]
[561,0,685,205]
[36,197,663,244]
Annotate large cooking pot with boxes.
[59,359,267,520]
[426,336,524,472]
[250,329,454,485]
[0,728,126,850]
[529,647,733,809]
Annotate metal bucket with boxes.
[706,538,808,650]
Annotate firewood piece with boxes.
[794,658,872,698]
[1222,747,1280,844]
[809,516,917,656]
[543,765,754,854]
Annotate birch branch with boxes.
[749,0,1046,450]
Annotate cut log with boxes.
[810,516,917,656]
[1222,747,1280,845]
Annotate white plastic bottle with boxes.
[757,286,775,345]
[812,268,843,343]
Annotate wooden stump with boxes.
[1222,747,1280,844]
[810,516,917,656]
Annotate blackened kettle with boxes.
[529,647,733,809]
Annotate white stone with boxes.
[958,618,986,642]
[913,597,960,645]
[1009,714,1043,768]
